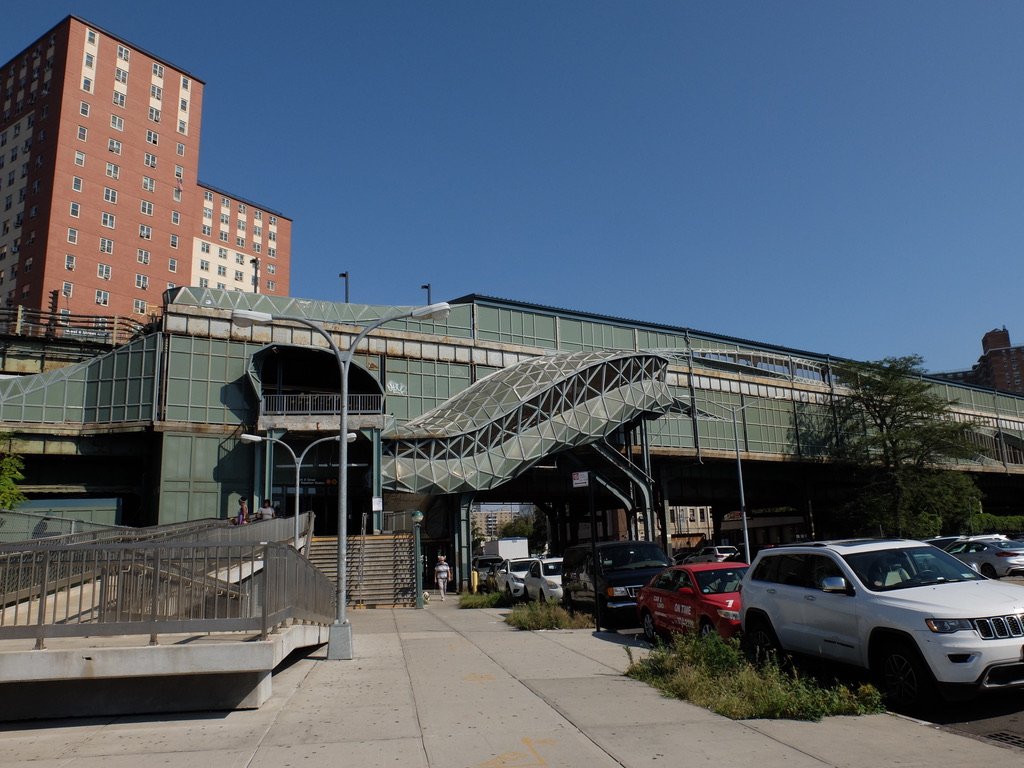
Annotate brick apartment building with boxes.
[935,327,1024,395]
[0,16,290,321]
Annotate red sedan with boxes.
[636,562,748,642]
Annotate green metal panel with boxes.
[475,305,557,348]
[163,336,256,424]
[158,432,252,524]
[384,360,472,422]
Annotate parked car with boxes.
[523,557,563,603]
[945,537,1024,578]
[636,562,748,643]
[561,541,671,627]
[740,538,1024,712]
[472,556,503,592]
[923,536,964,551]
[492,557,534,599]
[682,545,740,564]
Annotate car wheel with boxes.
[981,563,998,579]
[875,640,936,713]
[741,615,781,664]
[698,619,715,639]
[641,611,658,644]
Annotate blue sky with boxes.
[7,2,1023,371]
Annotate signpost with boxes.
[573,471,602,632]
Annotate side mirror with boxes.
[676,585,694,596]
[821,576,852,595]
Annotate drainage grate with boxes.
[986,731,1024,750]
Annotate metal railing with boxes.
[262,393,383,416]
[0,306,147,346]
[0,539,335,649]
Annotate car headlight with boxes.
[545,580,559,589]
[607,586,629,597]
[926,618,974,634]
[717,609,740,621]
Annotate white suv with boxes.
[740,539,1024,711]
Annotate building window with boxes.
[74,151,86,166]
[266,264,276,275]
[133,299,147,314]
[199,259,209,272]
[77,125,87,141]
[115,68,128,84]
[201,224,211,236]
[139,224,152,239]
[112,91,126,108]
[67,228,78,244]
[65,254,75,270]
[107,138,121,154]
[101,212,115,228]
[135,274,148,289]
[200,242,210,253]
[143,152,156,168]
[171,211,180,225]
[72,176,83,191]
[69,202,80,218]
[198,277,208,288]
[95,290,109,306]
[152,63,164,78]
[253,243,261,254]
[169,234,178,248]
[80,101,90,117]
[87,29,97,44]
[150,84,162,101]
[82,77,92,93]
[182,77,190,90]
[105,162,119,179]
[62,281,73,297]
[168,258,177,273]
[97,263,111,280]
[268,247,276,258]
[148,107,160,122]
[218,247,228,258]
[110,115,124,131]
[203,207,212,219]
[235,253,245,264]
[137,248,150,265]
[99,238,113,254]
[178,119,187,134]
[219,213,229,225]
[219,231,228,242]
[142,176,155,192]
[234,270,244,281]
[267,281,276,292]
[84,53,94,69]
[140,200,153,216]
[146,130,158,145]
[217,265,226,277]
[176,142,185,156]
[117,45,130,62]
[236,237,245,248]
[103,187,117,203]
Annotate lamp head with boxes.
[232,309,274,328]
[411,511,424,524]
[240,433,263,444]
[410,301,451,322]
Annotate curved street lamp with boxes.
[240,433,353,549]
[233,301,452,659]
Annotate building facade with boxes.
[936,328,1024,396]
[0,16,290,321]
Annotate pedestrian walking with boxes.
[434,555,451,601]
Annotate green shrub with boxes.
[627,633,884,721]
[458,591,508,609]
[504,601,595,630]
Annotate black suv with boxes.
[561,541,671,627]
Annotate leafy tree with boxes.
[499,508,548,554]
[832,356,981,537]
[0,434,27,510]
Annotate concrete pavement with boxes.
[0,597,1015,767]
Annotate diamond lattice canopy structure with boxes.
[383,350,674,494]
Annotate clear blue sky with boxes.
[7,2,1023,372]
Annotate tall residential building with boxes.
[934,327,1024,396]
[0,16,290,321]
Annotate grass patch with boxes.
[458,591,513,609]
[503,601,595,630]
[627,633,884,721]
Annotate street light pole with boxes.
[240,433,344,549]
[729,405,752,564]
[233,301,451,660]
[339,272,349,303]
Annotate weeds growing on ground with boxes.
[457,591,509,609]
[627,633,884,721]
[503,600,595,630]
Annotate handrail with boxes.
[262,393,383,416]
[0,306,148,347]
[0,540,334,649]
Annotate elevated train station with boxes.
[1,286,1023,593]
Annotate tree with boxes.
[499,509,548,554]
[833,356,981,538]
[0,434,26,510]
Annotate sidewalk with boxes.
[0,597,1011,768]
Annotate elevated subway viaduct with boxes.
[1,288,1022,577]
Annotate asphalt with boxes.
[0,597,1014,768]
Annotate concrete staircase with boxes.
[308,534,417,608]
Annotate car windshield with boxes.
[601,543,670,570]
[510,560,533,573]
[542,561,562,576]
[843,546,984,591]
[694,566,747,594]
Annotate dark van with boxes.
[561,541,671,627]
